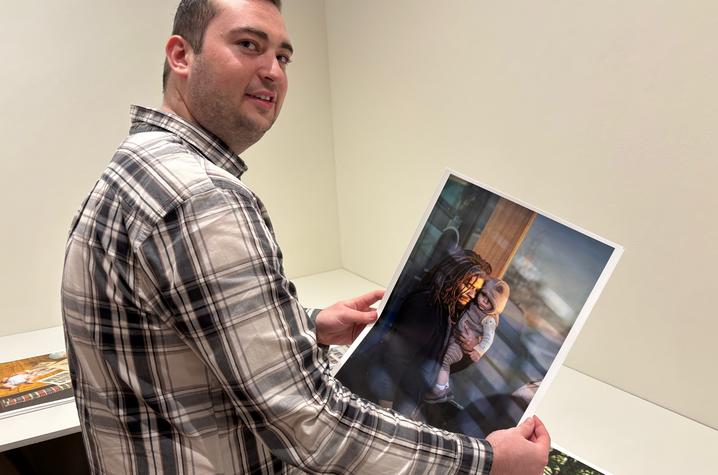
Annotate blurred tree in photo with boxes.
[544,447,604,475]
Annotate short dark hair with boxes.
[162,0,282,92]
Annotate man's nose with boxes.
[259,53,285,83]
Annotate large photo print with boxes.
[334,171,621,438]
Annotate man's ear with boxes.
[165,35,193,80]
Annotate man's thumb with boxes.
[516,416,536,439]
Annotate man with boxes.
[61,0,550,473]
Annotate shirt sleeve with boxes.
[303,307,331,356]
[304,306,321,321]
[473,318,498,357]
[137,188,492,474]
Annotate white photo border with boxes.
[332,169,623,432]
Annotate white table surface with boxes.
[536,366,717,474]
[2,269,716,474]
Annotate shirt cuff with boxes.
[461,436,493,475]
[304,306,330,354]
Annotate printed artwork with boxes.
[334,171,622,438]
[0,351,73,418]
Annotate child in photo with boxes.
[425,278,510,403]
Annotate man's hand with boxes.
[315,290,384,345]
[486,416,550,475]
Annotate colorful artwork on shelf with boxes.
[0,351,74,418]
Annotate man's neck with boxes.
[161,93,197,132]
[161,91,251,156]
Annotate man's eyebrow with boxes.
[229,26,294,54]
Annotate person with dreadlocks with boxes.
[425,278,511,403]
[372,249,492,416]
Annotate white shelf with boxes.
[2,269,715,475]
[292,268,383,308]
[536,365,717,475]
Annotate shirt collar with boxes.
[129,105,248,179]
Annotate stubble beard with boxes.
[188,61,274,153]
[196,91,271,153]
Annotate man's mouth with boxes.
[246,92,276,111]
[248,93,275,102]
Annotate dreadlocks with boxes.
[423,249,492,318]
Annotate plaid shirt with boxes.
[61,105,493,474]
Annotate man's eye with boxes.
[277,54,292,65]
[238,40,258,51]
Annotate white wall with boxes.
[325,0,718,430]
[243,0,341,279]
[0,0,340,337]
[4,0,716,435]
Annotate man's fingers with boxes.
[343,307,378,324]
[531,416,551,450]
[516,416,536,439]
[347,289,385,310]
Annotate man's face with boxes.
[185,0,292,151]
[457,276,484,307]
